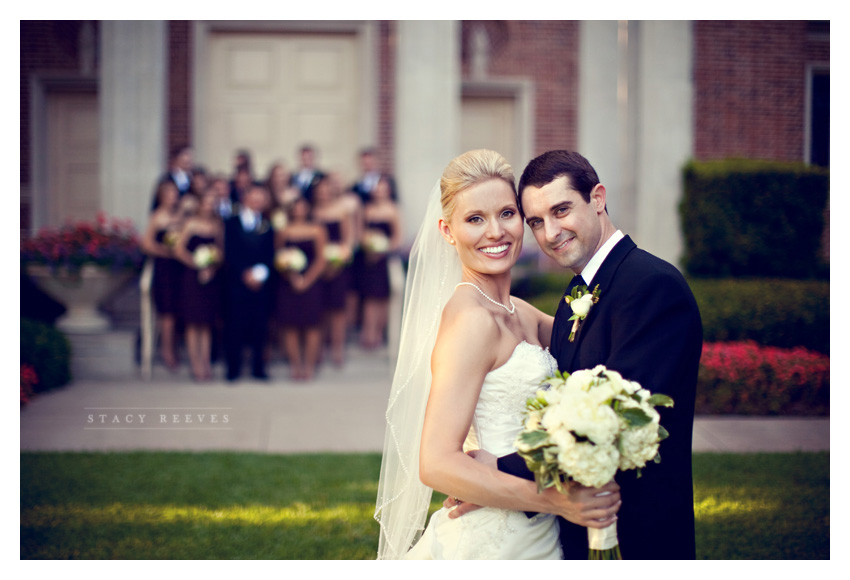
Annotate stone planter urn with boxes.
[26,264,134,333]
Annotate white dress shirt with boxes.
[579,230,625,286]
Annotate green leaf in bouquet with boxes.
[653,450,662,464]
[657,424,670,441]
[518,430,550,451]
[620,407,652,428]
[647,393,674,408]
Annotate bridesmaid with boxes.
[174,190,224,381]
[359,177,402,349]
[274,197,328,380]
[141,180,183,371]
[312,175,355,367]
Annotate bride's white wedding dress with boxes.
[404,341,563,559]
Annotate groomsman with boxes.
[350,147,398,202]
[223,184,275,382]
[289,144,326,201]
[150,144,194,211]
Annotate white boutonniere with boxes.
[564,284,601,342]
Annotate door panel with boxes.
[461,96,516,167]
[46,92,100,225]
[206,32,360,181]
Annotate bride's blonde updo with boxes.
[440,149,517,221]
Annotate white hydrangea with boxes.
[557,436,620,488]
[619,421,661,471]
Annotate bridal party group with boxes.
[141,144,402,383]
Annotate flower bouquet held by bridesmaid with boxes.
[174,190,224,381]
[274,197,328,381]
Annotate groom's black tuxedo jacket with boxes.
[499,235,702,560]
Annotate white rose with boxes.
[570,293,595,317]
[566,369,595,391]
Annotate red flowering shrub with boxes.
[696,341,829,415]
[21,211,143,273]
[21,364,38,406]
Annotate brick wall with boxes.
[377,21,396,174]
[461,21,580,156]
[168,22,192,158]
[694,21,815,162]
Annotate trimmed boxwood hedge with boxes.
[20,318,72,393]
[516,274,828,355]
[689,278,828,355]
[679,159,829,279]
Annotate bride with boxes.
[374,150,620,559]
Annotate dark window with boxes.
[810,72,829,167]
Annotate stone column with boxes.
[99,21,168,232]
[633,21,693,268]
[578,21,693,270]
[578,21,634,234]
[394,21,461,247]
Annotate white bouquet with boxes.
[324,243,348,266]
[515,365,673,559]
[192,244,220,284]
[274,247,307,273]
[193,244,220,268]
[363,229,390,254]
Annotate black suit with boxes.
[223,213,275,379]
[289,169,326,202]
[499,235,702,559]
[350,173,398,202]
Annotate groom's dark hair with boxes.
[517,150,600,213]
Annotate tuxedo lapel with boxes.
[558,236,637,372]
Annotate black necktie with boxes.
[568,274,586,293]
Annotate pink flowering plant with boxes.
[21,364,38,406]
[21,212,143,274]
[696,341,829,415]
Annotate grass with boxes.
[20,451,828,559]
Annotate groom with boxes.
[451,150,702,559]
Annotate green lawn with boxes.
[20,451,828,559]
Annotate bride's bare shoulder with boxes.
[436,293,500,345]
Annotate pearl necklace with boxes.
[455,282,516,315]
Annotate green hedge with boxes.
[516,274,828,355]
[20,318,72,393]
[690,278,828,355]
[679,159,829,279]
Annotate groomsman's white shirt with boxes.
[579,230,624,286]
[171,169,190,192]
[240,208,259,231]
[238,208,268,282]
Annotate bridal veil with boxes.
[374,179,462,559]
